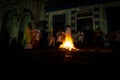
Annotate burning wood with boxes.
[59,25,79,51]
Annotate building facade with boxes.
[46,1,120,35]
[0,0,46,43]
[0,0,120,45]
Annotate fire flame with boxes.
[59,27,78,51]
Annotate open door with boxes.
[18,12,32,45]
[106,6,120,32]
[52,14,66,37]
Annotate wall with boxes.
[47,1,120,35]
[0,0,47,43]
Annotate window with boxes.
[94,8,99,11]
[94,14,99,18]
[95,21,100,25]
[77,11,92,17]
[76,11,93,31]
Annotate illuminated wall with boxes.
[0,0,47,44]
[0,0,120,45]
[47,1,120,35]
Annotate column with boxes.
[71,8,76,31]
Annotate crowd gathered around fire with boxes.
[0,22,120,50]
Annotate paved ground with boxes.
[5,48,119,66]
[2,47,119,79]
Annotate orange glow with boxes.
[59,30,78,51]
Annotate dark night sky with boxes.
[46,0,119,11]
[47,0,119,6]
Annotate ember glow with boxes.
[59,26,79,51]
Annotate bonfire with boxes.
[59,26,79,51]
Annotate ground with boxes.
[2,47,120,79]
[5,47,119,66]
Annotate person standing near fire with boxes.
[33,24,40,49]
[22,22,33,49]
[56,30,65,49]
[78,30,84,48]
[65,25,72,37]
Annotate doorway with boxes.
[76,11,93,31]
[18,12,32,45]
[106,6,120,32]
[77,18,93,31]
[52,14,66,37]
